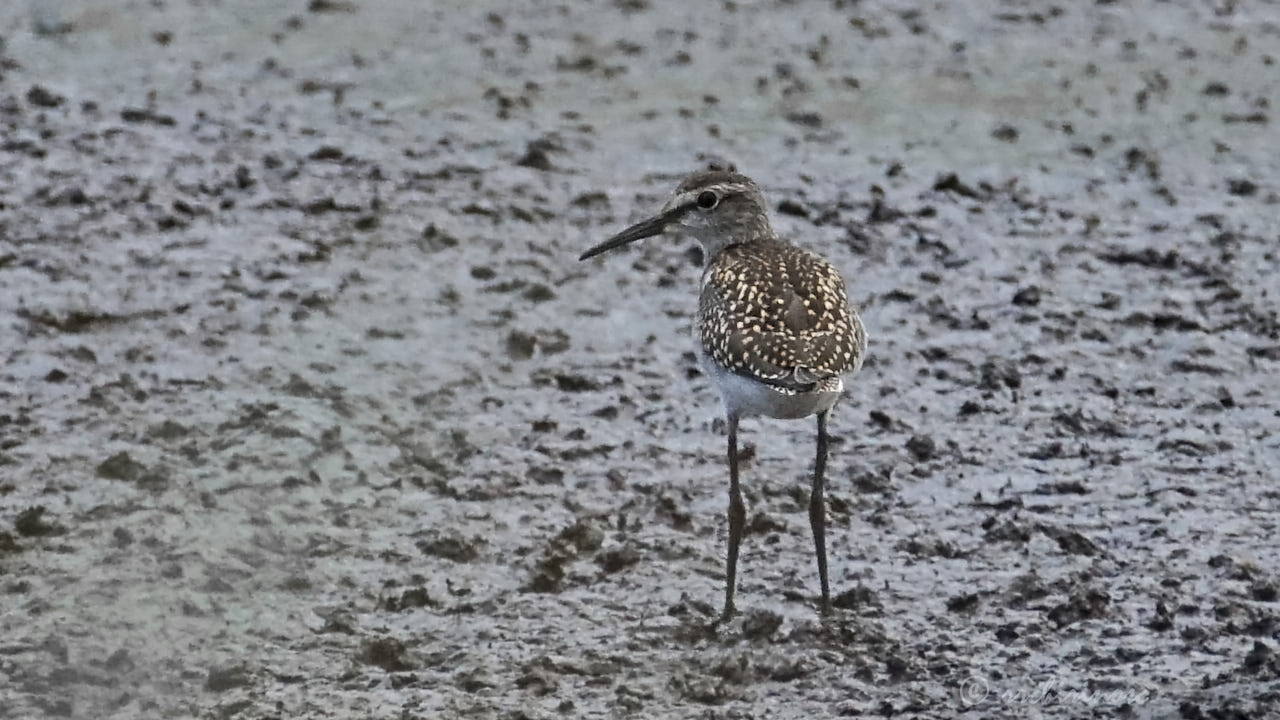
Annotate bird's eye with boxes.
[697,190,718,209]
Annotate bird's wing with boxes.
[698,241,864,393]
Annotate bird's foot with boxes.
[715,601,737,627]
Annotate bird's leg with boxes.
[721,413,745,622]
[811,409,832,614]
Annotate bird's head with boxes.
[579,170,775,263]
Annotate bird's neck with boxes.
[695,221,777,262]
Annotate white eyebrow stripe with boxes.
[671,190,702,207]
[676,182,752,203]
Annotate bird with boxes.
[578,169,868,619]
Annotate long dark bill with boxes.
[578,206,688,261]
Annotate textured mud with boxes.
[2,1,1279,718]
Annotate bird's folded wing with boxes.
[699,243,862,392]
[715,327,848,392]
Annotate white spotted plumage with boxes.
[578,168,869,617]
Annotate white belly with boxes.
[696,347,843,420]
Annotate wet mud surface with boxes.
[1,1,1279,718]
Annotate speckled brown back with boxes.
[698,238,866,393]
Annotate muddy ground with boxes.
[1,1,1279,718]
